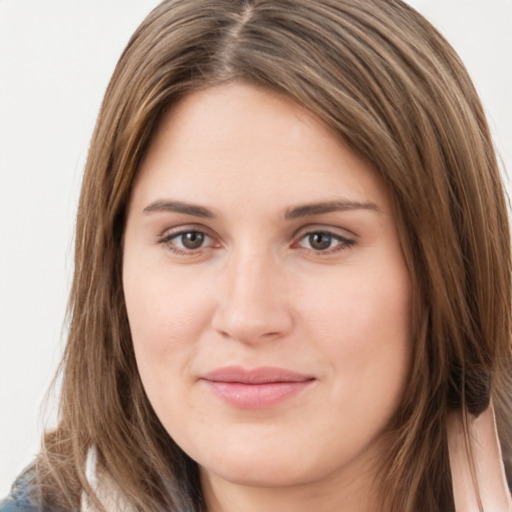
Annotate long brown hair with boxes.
[36,1,512,511]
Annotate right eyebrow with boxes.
[142,200,215,218]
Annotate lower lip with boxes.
[202,380,314,409]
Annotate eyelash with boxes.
[158,229,217,255]
[158,227,356,256]
[294,230,356,254]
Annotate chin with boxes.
[195,434,337,490]
[201,457,315,488]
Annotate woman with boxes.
[2,0,511,511]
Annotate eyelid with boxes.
[155,223,356,255]
[157,223,217,240]
[157,224,222,253]
[291,224,357,254]
[291,223,358,241]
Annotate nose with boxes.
[212,247,294,345]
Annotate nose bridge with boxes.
[212,243,292,343]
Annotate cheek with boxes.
[301,263,412,398]
[123,265,216,401]
[302,263,411,343]
[124,264,212,345]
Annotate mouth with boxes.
[200,366,316,409]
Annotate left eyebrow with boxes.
[284,200,381,219]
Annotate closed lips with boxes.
[201,366,316,409]
[201,366,315,384]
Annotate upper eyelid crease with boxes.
[294,223,359,241]
[159,228,214,244]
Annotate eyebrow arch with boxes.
[143,200,215,218]
[284,200,380,219]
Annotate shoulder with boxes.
[0,467,43,512]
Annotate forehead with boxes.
[131,82,390,216]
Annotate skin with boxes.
[123,82,412,512]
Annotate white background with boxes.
[1,0,511,498]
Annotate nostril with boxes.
[261,331,281,338]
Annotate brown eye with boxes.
[160,229,214,254]
[308,232,333,251]
[179,231,205,249]
[296,230,355,254]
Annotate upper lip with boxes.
[201,366,315,384]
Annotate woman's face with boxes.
[123,83,411,503]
